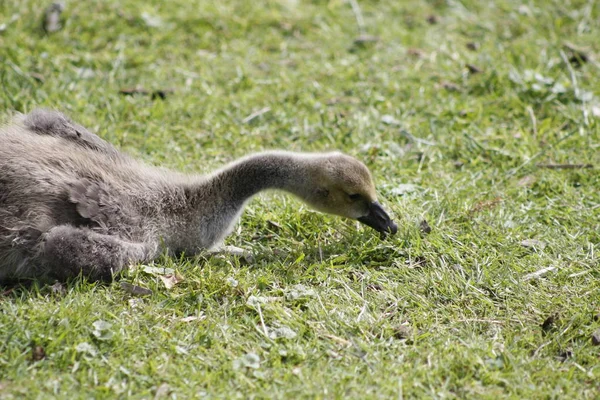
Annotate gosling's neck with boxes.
[156,153,316,252]
[206,151,316,205]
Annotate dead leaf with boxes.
[407,48,425,58]
[43,2,64,33]
[159,273,184,289]
[536,163,593,170]
[563,42,590,67]
[267,220,281,230]
[466,42,479,51]
[226,277,239,287]
[119,87,150,96]
[75,342,97,356]
[353,35,379,45]
[30,72,45,83]
[267,326,297,340]
[556,349,573,362]
[326,96,360,105]
[119,87,174,100]
[141,12,163,28]
[151,90,173,100]
[92,320,113,341]
[154,383,170,399]
[366,283,383,291]
[181,316,201,322]
[592,329,600,346]
[49,281,66,296]
[521,239,547,250]
[140,265,174,276]
[390,183,418,196]
[322,333,352,347]
[406,256,427,269]
[426,15,439,24]
[31,345,46,362]
[233,352,260,370]
[393,324,412,340]
[419,219,432,235]
[207,245,254,264]
[120,282,153,296]
[517,175,536,187]
[541,313,559,333]
[466,64,483,74]
[381,114,400,125]
[470,197,502,214]
[440,81,460,92]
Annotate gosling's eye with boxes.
[348,193,362,201]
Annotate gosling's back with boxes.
[0,120,172,279]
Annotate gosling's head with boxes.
[304,152,397,235]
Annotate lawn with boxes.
[0,0,599,398]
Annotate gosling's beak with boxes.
[357,202,397,235]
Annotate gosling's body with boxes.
[0,110,396,282]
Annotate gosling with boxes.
[0,109,397,282]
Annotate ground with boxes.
[0,0,599,398]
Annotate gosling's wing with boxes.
[68,179,140,234]
[21,109,121,156]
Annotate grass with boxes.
[1,0,599,398]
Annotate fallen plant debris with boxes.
[91,320,113,341]
[30,72,45,83]
[470,197,502,214]
[466,64,483,74]
[419,219,432,235]
[326,96,360,105]
[155,383,171,398]
[563,42,591,67]
[523,266,557,281]
[42,2,63,33]
[49,281,66,296]
[31,345,46,362]
[206,245,255,264]
[556,349,573,362]
[592,330,600,346]
[517,175,536,187]
[353,35,379,46]
[119,87,174,100]
[159,273,184,290]
[426,15,439,24]
[466,42,479,51]
[536,163,593,169]
[392,324,412,340]
[440,81,461,92]
[407,48,425,58]
[120,282,153,296]
[541,313,559,334]
[521,239,547,250]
